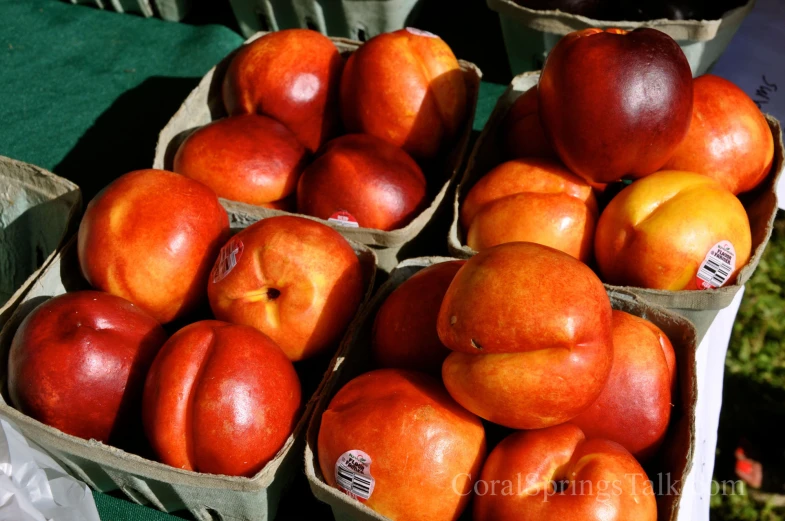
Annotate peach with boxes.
[663,74,775,194]
[173,114,308,206]
[438,242,613,429]
[296,134,427,231]
[340,28,467,161]
[208,215,365,361]
[78,169,229,323]
[595,170,752,290]
[371,260,465,374]
[318,369,486,521]
[222,29,344,153]
[461,158,598,261]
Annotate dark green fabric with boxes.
[0,1,505,520]
[0,0,243,201]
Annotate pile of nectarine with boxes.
[318,245,680,521]
[462,27,774,292]
[9,166,369,478]
[175,28,470,232]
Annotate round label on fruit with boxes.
[695,240,736,290]
[327,210,360,228]
[335,450,375,501]
[405,27,437,38]
[211,238,244,283]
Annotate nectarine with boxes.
[663,74,774,194]
[500,86,557,160]
[340,28,467,161]
[78,169,229,323]
[318,369,486,521]
[438,242,613,429]
[571,310,677,461]
[371,260,465,374]
[173,114,308,206]
[474,424,657,521]
[461,158,598,261]
[594,170,752,290]
[222,29,344,153]
[9,291,167,445]
[208,215,365,361]
[296,134,427,231]
[143,320,301,476]
[539,28,693,183]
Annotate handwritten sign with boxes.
[710,0,785,208]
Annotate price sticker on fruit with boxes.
[335,450,376,501]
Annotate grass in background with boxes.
[712,212,785,520]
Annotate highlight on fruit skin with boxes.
[340,28,468,161]
[538,27,693,184]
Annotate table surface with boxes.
[0,1,505,519]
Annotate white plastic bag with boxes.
[0,416,100,521]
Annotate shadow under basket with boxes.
[0,155,81,332]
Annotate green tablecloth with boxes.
[0,1,506,519]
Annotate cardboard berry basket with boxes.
[66,0,191,22]
[228,0,423,40]
[0,156,81,331]
[153,32,482,274]
[447,71,784,340]
[0,233,377,521]
[487,0,756,76]
[304,256,699,521]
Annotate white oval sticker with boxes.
[695,240,736,290]
[335,450,375,501]
[405,27,438,38]
[327,210,360,228]
[211,238,244,283]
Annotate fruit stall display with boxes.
[449,28,782,338]
[0,16,782,521]
[306,256,699,521]
[0,207,377,519]
[153,29,481,272]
